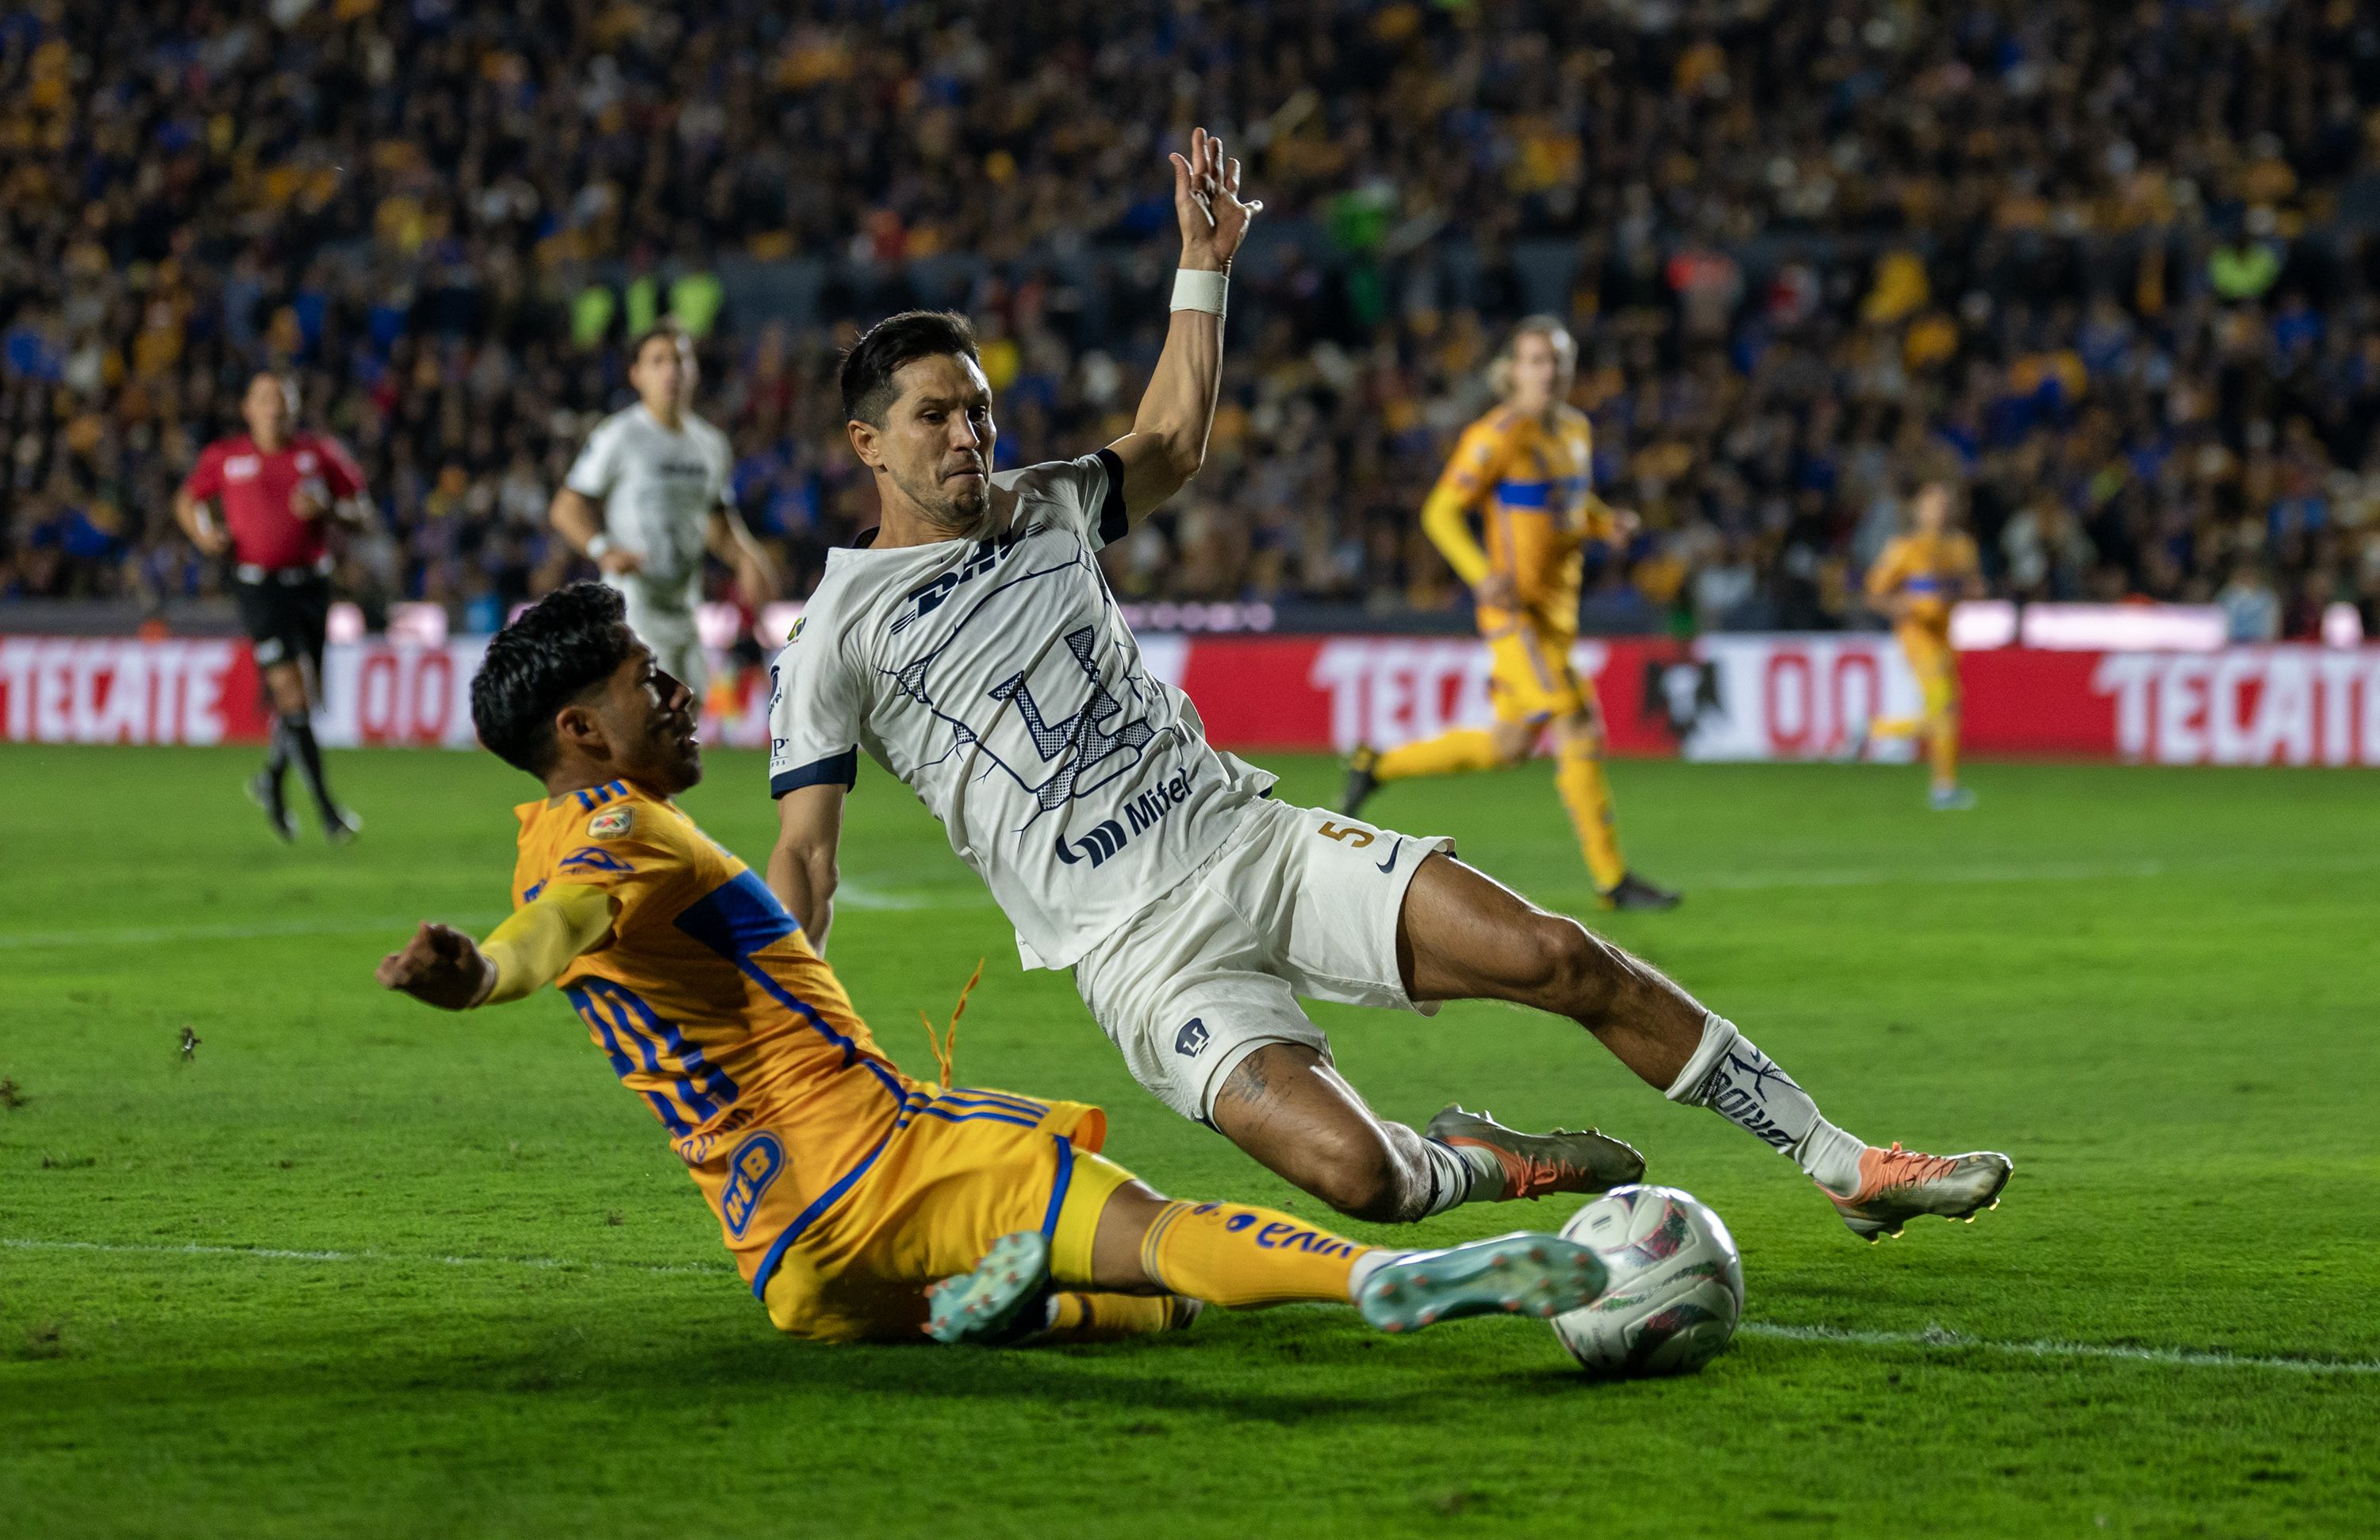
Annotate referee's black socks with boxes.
[276,712,338,820]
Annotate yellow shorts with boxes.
[1897,625,1959,716]
[1485,620,1593,724]
[699,1086,1128,1342]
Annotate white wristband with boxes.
[585,533,613,560]
[1170,268,1228,317]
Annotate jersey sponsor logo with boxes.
[891,522,1038,635]
[1055,818,1128,867]
[1052,761,1198,869]
[1174,1017,1210,1058]
[559,845,635,874]
[225,455,260,479]
[587,807,634,839]
[720,1132,787,1239]
[295,451,317,472]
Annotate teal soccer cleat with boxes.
[1356,1231,1610,1335]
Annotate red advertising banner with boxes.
[7,632,2380,767]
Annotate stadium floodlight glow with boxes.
[2018,604,2226,652]
[1949,601,2017,650]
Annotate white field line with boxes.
[1691,850,2380,893]
[1736,1321,2380,1377]
[9,1237,2376,1377]
[0,1236,730,1278]
[0,882,983,950]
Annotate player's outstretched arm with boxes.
[549,486,643,575]
[706,507,780,605]
[1105,125,1261,517]
[767,784,845,954]
[376,888,615,1011]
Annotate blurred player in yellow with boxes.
[1860,480,1982,809]
[1341,317,1677,910]
[376,583,1609,1346]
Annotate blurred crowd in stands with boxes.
[6,0,2380,640]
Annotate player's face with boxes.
[871,353,997,532]
[242,374,293,446]
[1508,332,1571,412]
[589,645,703,793]
[631,336,695,415]
[1913,485,1951,536]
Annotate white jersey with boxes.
[768,452,1275,970]
[565,403,733,612]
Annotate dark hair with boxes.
[628,320,685,367]
[839,310,980,425]
[470,582,636,775]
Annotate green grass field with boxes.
[3,745,2375,1538]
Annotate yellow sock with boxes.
[1555,748,1628,892]
[1866,715,1922,740]
[1372,728,1502,782]
[1138,1200,1376,1309]
[1929,716,1960,789]
[1044,1292,1200,1340]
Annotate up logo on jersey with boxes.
[720,1132,787,1239]
[1174,1018,1210,1058]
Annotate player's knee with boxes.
[1515,912,1612,1012]
[1299,1127,1407,1222]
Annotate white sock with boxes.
[1417,1136,1491,1216]
[1665,1012,1868,1196]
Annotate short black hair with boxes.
[470,582,637,775]
[628,320,685,367]
[839,310,981,426]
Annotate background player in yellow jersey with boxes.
[1340,317,1679,911]
[1860,479,1983,810]
[375,584,1610,1346]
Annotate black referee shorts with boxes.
[232,574,332,675]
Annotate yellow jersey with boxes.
[509,778,913,1182]
[1866,532,1979,635]
[1427,404,1614,633]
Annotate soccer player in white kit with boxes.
[550,322,778,699]
[766,129,2013,1242]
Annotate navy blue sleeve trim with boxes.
[770,748,858,798]
[1093,447,1129,544]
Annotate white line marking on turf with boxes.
[11,1239,2377,1376]
[0,1237,729,1278]
[1737,1321,2380,1377]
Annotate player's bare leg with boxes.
[1206,1043,1641,1224]
[1394,851,2010,1238]
[926,1162,1611,1344]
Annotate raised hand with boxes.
[1169,125,1262,271]
[376,920,495,1010]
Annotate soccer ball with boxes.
[1552,1185,1744,1379]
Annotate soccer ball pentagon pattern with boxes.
[1552,1185,1745,1378]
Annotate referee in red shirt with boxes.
[173,371,371,841]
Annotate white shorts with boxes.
[617,590,708,701]
[1073,797,1453,1124]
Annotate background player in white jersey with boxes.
[549,322,778,698]
[767,128,2011,1244]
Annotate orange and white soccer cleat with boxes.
[1426,1104,1647,1201]
[1824,1143,2013,1241]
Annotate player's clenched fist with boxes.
[376,921,494,1010]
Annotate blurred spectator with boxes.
[2,0,2379,636]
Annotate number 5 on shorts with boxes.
[1316,820,1375,849]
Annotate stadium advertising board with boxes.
[6,632,2380,767]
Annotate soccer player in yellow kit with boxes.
[1860,481,1982,810]
[1341,317,1678,911]
[376,584,1609,1346]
